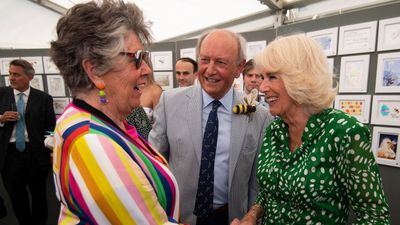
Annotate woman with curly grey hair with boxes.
[50,1,184,224]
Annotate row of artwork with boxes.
[307,16,400,56]
[2,75,66,97]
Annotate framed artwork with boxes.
[334,95,371,123]
[21,56,44,74]
[0,57,16,75]
[375,52,400,93]
[338,54,370,93]
[327,57,334,74]
[4,76,10,86]
[46,75,66,97]
[338,21,377,55]
[233,74,244,92]
[154,71,173,90]
[43,56,59,74]
[246,40,266,60]
[371,126,400,167]
[179,48,196,60]
[53,97,70,115]
[371,95,400,126]
[151,51,173,70]
[377,16,400,51]
[30,75,44,91]
[307,27,338,56]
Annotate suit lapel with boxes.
[229,91,249,186]
[25,87,37,115]
[187,85,203,163]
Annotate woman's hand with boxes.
[230,216,257,225]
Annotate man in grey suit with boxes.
[149,29,273,225]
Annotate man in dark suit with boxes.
[0,59,56,225]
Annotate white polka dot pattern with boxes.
[255,108,390,224]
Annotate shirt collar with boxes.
[14,87,31,97]
[201,86,234,110]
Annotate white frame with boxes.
[46,75,66,97]
[372,126,400,167]
[53,97,70,115]
[378,16,400,51]
[307,27,338,56]
[246,40,267,60]
[334,95,371,123]
[43,56,59,74]
[371,95,400,126]
[21,56,44,74]
[375,52,400,93]
[151,51,173,70]
[327,57,334,74]
[179,48,196,60]
[30,75,44,91]
[338,21,377,55]
[154,71,173,90]
[0,57,16,75]
[338,54,370,93]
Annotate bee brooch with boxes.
[233,89,258,114]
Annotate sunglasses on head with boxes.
[119,50,150,69]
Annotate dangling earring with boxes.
[96,82,107,104]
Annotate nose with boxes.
[259,79,270,94]
[205,61,217,75]
[141,60,152,75]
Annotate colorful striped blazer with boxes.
[53,99,183,225]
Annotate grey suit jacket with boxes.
[149,85,273,225]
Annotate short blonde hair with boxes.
[255,34,337,115]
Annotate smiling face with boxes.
[101,32,151,118]
[197,31,243,100]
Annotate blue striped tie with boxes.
[15,93,25,152]
[194,100,221,219]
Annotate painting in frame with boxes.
[338,54,370,93]
[151,51,173,71]
[371,126,400,167]
[46,75,66,97]
[0,57,16,75]
[53,97,70,115]
[334,95,371,123]
[3,76,10,86]
[154,71,173,90]
[179,48,196,60]
[307,27,338,56]
[371,95,400,126]
[43,56,60,74]
[377,16,400,51]
[338,21,377,55]
[375,52,400,93]
[246,40,266,60]
[30,75,44,91]
[21,56,44,74]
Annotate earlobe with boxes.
[82,59,101,84]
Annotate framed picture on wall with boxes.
[307,27,338,56]
[246,40,267,60]
[151,51,173,70]
[154,71,173,90]
[371,95,400,126]
[338,21,377,55]
[371,126,400,167]
[338,54,370,93]
[46,75,66,97]
[375,52,400,93]
[31,75,44,91]
[334,95,371,123]
[377,16,400,51]
[4,76,10,86]
[53,97,70,115]
[180,48,196,60]
[0,57,16,75]
[43,56,59,74]
[21,56,44,74]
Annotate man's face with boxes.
[175,60,196,87]
[9,65,32,92]
[197,31,243,100]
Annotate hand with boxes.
[230,217,257,225]
[0,111,19,122]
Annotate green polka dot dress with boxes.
[256,108,390,224]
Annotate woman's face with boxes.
[259,72,296,119]
[102,32,151,117]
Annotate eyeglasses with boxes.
[119,50,150,69]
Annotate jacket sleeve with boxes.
[148,92,170,158]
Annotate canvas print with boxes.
[372,126,400,167]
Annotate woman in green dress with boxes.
[232,34,390,224]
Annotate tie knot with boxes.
[211,100,221,110]
[18,92,24,98]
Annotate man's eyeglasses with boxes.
[119,50,150,69]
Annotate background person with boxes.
[242,59,262,95]
[175,57,198,87]
[232,34,390,225]
[50,1,184,224]
[149,29,274,225]
[0,59,56,225]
